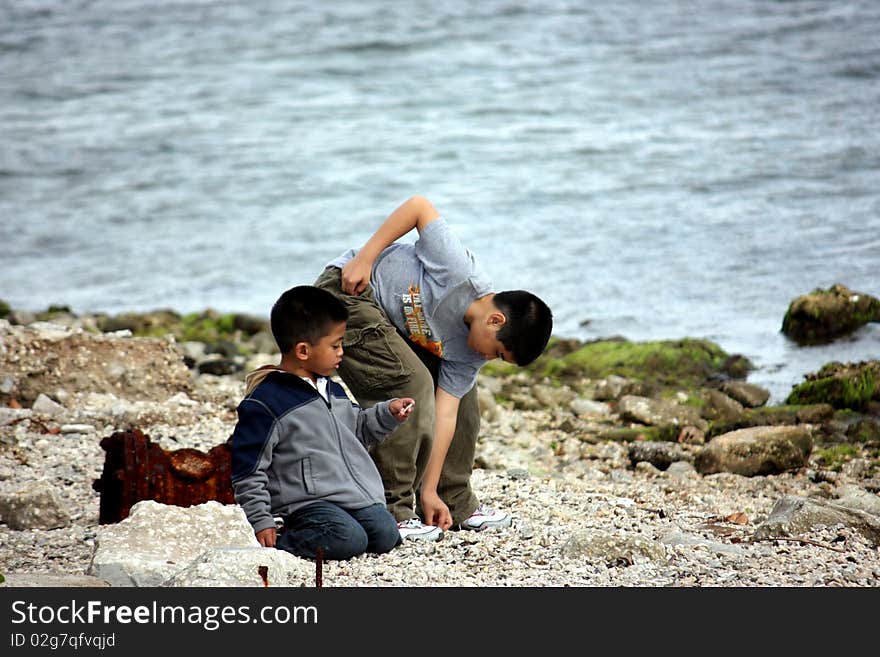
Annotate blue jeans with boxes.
[276,501,401,561]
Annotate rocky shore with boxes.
[1,296,879,587]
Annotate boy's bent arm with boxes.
[419,387,459,530]
[341,195,440,295]
[355,399,399,446]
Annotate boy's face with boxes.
[305,321,346,377]
[467,319,514,364]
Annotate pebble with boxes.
[60,424,96,434]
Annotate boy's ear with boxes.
[488,311,507,330]
[293,341,310,361]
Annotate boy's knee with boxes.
[371,526,402,554]
[368,513,403,554]
[325,528,369,561]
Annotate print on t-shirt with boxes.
[402,284,443,357]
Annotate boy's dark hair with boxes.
[271,285,348,354]
[494,290,553,366]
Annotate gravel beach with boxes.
[1,320,878,588]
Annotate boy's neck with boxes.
[464,293,496,326]
[278,354,320,383]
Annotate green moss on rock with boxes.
[786,364,878,410]
[596,425,679,443]
[532,338,748,387]
[782,283,880,345]
[813,444,861,472]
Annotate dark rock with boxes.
[695,425,813,476]
[782,283,880,345]
[628,441,691,470]
[720,381,770,408]
[708,404,835,438]
[205,339,240,358]
[796,403,835,423]
[232,313,270,336]
[198,358,242,376]
[700,389,746,424]
[847,418,880,444]
[596,426,677,443]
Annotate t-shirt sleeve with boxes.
[438,359,481,399]
[414,218,477,288]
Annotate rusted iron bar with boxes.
[315,547,323,588]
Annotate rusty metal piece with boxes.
[315,548,323,588]
[5,416,58,434]
[92,428,234,524]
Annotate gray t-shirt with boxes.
[328,218,492,398]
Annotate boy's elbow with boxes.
[407,194,432,208]
[407,195,440,229]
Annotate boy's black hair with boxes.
[270,285,348,354]
[494,290,553,366]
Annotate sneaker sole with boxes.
[399,530,444,542]
[456,517,513,532]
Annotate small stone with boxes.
[31,394,65,416]
[60,424,96,434]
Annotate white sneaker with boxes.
[397,518,444,541]
[457,504,512,531]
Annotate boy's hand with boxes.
[341,253,373,295]
[256,527,276,548]
[420,489,452,530]
[390,397,416,422]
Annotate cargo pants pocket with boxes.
[342,322,413,390]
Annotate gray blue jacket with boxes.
[231,370,398,534]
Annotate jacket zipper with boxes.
[326,395,375,501]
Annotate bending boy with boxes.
[231,285,414,560]
[315,196,552,541]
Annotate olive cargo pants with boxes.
[315,266,480,524]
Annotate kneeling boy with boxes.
[231,285,415,560]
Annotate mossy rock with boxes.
[786,361,880,410]
[596,425,679,443]
[35,304,74,320]
[695,425,814,476]
[846,418,880,444]
[782,283,880,345]
[506,337,750,389]
[706,404,834,438]
[97,309,182,334]
[95,309,253,355]
[813,444,862,472]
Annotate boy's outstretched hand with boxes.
[420,490,453,530]
[390,397,416,422]
[256,527,276,548]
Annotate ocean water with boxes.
[1,0,879,402]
